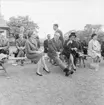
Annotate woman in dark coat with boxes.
[0,34,9,55]
[62,32,78,70]
[25,31,50,76]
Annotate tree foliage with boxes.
[7,16,39,38]
[84,24,102,34]
[65,24,104,43]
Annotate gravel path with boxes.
[0,59,103,105]
[0,46,103,105]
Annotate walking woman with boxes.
[88,33,101,71]
[25,31,50,76]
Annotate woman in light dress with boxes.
[88,33,101,71]
[25,31,50,76]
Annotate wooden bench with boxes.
[76,52,92,67]
[0,56,27,70]
[8,56,27,60]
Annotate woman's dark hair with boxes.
[91,33,97,39]
[53,24,58,28]
[28,31,33,38]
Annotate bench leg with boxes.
[1,64,7,73]
[0,63,9,75]
[82,58,85,68]
[1,64,10,78]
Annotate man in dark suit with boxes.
[48,32,74,76]
[53,24,64,46]
[43,34,53,63]
[44,34,51,53]
[36,35,40,49]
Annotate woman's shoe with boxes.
[43,67,50,73]
[36,72,43,76]
[73,68,76,71]
[72,66,76,71]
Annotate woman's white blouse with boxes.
[88,39,101,58]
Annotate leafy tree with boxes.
[7,16,39,39]
[76,24,103,41]
[84,24,102,35]
[64,24,104,43]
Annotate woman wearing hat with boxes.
[88,33,101,71]
[62,32,78,71]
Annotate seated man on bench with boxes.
[15,31,26,66]
[0,33,9,73]
[0,33,9,55]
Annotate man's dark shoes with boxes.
[63,68,68,72]
[63,68,74,76]
[65,70,74,76]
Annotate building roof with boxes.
[0,15,9,28]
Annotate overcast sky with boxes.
[0,0,104,38]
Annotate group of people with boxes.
[43,24,102,76]
[0,24,102,77]
[44,24,87,76]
